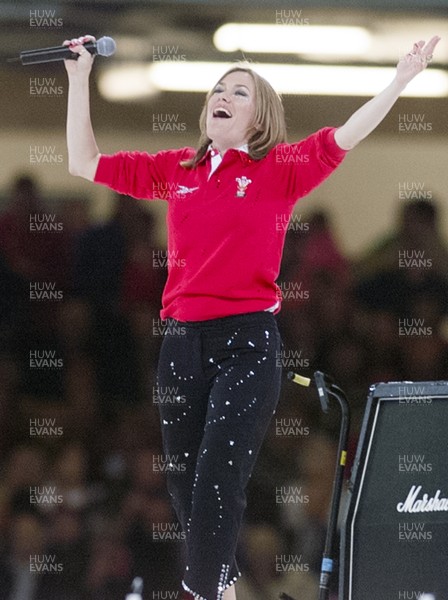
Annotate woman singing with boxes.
[64,34,439,600]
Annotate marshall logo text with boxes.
[397,485,448,513]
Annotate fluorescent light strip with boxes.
[214,24,372,56]
[146,62,448,97]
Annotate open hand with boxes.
[396,36,441,86]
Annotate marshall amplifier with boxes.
[340,381,448,600]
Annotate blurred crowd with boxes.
[0,173,447,600]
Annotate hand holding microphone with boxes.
[12,34,116,75]
[62,35,97,76]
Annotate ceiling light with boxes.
[97,64,159,101]
[214,24,372,57]
[145,61,448,98]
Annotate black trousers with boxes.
[156,311,282,600]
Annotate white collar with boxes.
[208,143,249,157]
[208,144,249,179]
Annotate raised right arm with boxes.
[64,35,101,181]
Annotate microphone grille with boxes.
[96,36,116,57]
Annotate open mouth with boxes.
[213,107,232,119]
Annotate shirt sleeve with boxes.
[274,127,348,204]
[93,148,189,200]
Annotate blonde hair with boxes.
[181,66,287,168]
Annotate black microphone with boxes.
[16,36,116,65]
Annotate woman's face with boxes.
[205,70,257,154]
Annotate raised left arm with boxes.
[334,36,441,151]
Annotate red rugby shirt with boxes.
[94,126,347,321]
